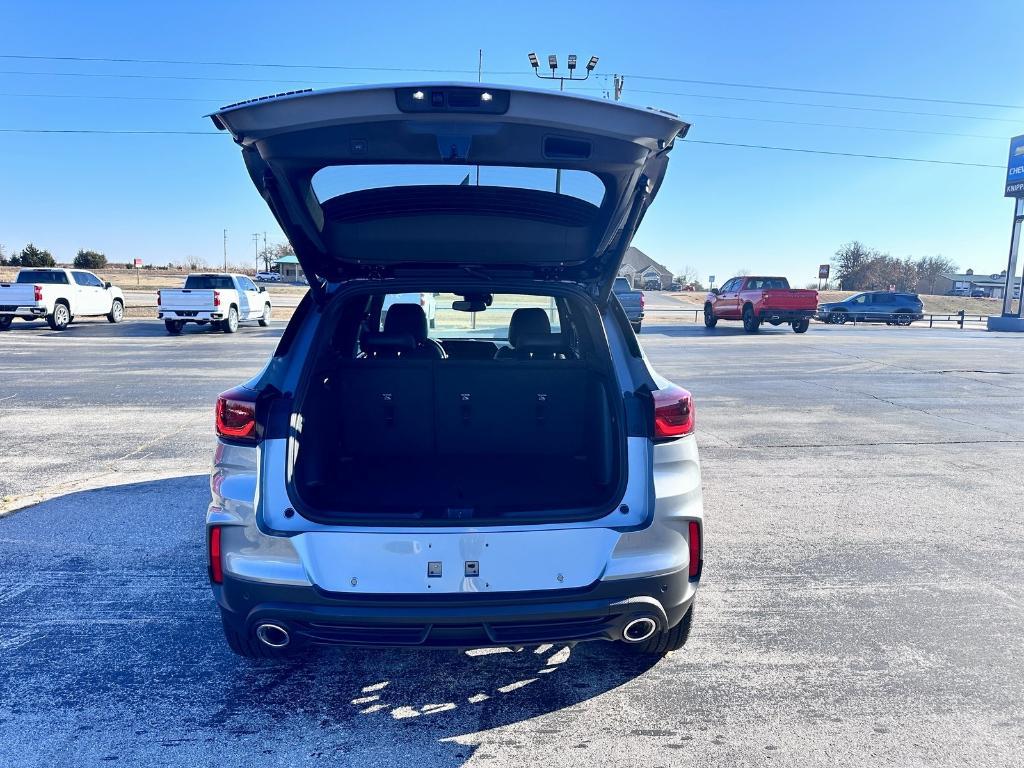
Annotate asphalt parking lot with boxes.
[1,316,1022,767]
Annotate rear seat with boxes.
[324,357,589,459]
[434,361,587,456]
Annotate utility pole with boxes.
[613,74,624,101]
[528,52,599,194]
[222,229,227,271]
[252,233,261,274]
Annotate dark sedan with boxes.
[818,291,924,325]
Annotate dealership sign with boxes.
[818,264,830,279]
[1007,134,1024,197]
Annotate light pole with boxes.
[222,229,227,271]
[252,233,260,275]
[528,52,599,194]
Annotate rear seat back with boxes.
[328,359,434,456]
[321,358,591,459]
[434,361,587,456]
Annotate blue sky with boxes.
[1,1,1021,283]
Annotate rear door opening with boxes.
[287,284,628,525]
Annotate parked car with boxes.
[704,276,817,333]
[205,83,703,658]
[642,277,662,291]
[382,292,436,329]
[0,268,124,330]
[818,291,924,325]
[613,277,645,333]
[255,271,281,282]
[158,273,272,334]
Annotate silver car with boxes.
[205,84,704,657]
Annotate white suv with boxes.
[205,84,703,657]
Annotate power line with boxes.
[0,126,1005,168]
[0,91,220,103]
[622,73,1024,110]
[2,72,1020,126]
[0,69,353,86]
[2,53,1019,111]
[682,112,1007,140]
[0,92,1006,138]
[626,88,1024,125]
[684,139,1004,168]
[0,128,221,134]
[0,53,491,75]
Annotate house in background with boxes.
[618,246,674,289]
[935,269,1021,298]
[274,254,306,283]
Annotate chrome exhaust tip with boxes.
[622,617,658,643]
[255,622,290,648]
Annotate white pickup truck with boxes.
[158,273,272,334]
[0,268,125,330]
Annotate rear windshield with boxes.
[313,164,606,206]
[381,293,560,340]
[613,278,632,293]
[184,275,234,290]
[17,270,68,284]
[746,277,790,290]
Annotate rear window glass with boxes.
[381,293,560,340]
[17,270,68,284]
[184,275,234,290]
[746,277,790,290]
[313,164,606,207]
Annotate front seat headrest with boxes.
[383,303,429,343]
[508,308,551,348]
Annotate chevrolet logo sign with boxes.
[1015,146,1024,157]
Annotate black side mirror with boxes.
[104,281,112,289]
[710,288,720,296]
[259,286,266,293]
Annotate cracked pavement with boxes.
[1,314,1022,767]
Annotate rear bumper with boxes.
[216,567,696,648]
[758,308,815,323]
[0,305,47,318]
[159,310,223,321]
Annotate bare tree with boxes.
[914,255,958,295]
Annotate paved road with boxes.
[1,317,1022,767]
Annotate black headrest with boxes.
[383,303,428,343]
[515,333,566,355]
[508,308,551,347]
[361,331,416,355]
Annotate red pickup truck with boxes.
[704,276,818,333]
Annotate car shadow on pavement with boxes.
[641,322,802,337]
[0,476,661,767]
[2,318,282,339]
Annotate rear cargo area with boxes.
[291,357,621,521]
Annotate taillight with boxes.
[652,383,695,440]
[208,526,224,584]
[213,290,221,307]
[156,290,161,306]
[216,386,257,441]
[33,284,42,302]
[687,520,702,579]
